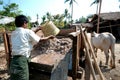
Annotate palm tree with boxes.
[41,15,46,24]
[64,9,68,21]
[90,0,102,33]
[64,9,71,23]
[0,0,3,10]
[64,0,77,24]
[46,12,52,21]
[90,0,100,14]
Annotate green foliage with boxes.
[41,15,46,24]
[79,16,87,23]
[0,2,24,31]
[0,0,3,5]
[64,0,77,6]
[0,3,22,17]
[75,16,87,23]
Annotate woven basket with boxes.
[41,21,60,37]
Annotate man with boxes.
[10,15,54,80]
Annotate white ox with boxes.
[91,32,116,68]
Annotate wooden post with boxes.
[97,0,102,33]
[0,28,10,69]
[72,36,77,80]
[69,26,81,80]
[69,28,83,80]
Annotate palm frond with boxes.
[90,0,100,6]
[70,0,73,5]
[64,0,70,3]
[73,0,78,5]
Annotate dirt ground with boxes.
[0,42,120,80]
[96,42,120,80]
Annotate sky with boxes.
[2,0,120,23]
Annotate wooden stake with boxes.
[79,26,97,80]
[84,31,106,80]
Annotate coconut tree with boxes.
[91,0,102,33]
[41,15,46,24]
[46,12,52,21]
[90,0,100,14]
[64,9,71,23]
[64,0,78,24]
[64,9,68,22]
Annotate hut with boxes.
[89,12,120,41]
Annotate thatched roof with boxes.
[100,12,120,20]
[91,12,120,21]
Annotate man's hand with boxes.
[48,35,55,39]
[40,35,55,41]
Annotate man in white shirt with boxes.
[10,15,54,80]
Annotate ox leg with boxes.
[104,51,109,67]
[110,48,116,68]
[110,53,115,68]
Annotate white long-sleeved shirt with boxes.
[11,27,40,58]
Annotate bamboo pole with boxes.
[84,31,106,80]
[79,26,97,80]
[76,26,80,71]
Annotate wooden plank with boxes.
[58,29,75,36]
[31,53,65,67]
[69,31,80,37]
